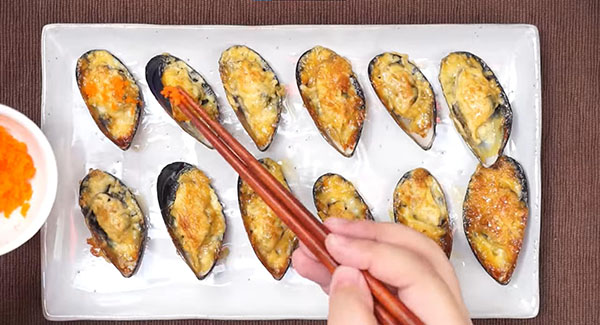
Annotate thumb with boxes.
[328,266,377,325]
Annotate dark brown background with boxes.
[1,0,598,324]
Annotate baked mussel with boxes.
[296,46,366,157]
[146,53,220,148]
[463,156,528,285]
[393,168,452,256]
[157,162,226,279]
[219,46,284,151]
[237,158,297,280]
[313,173,372,221]
[78,169,147,277]
[439,52,512,167]
[76,50,143,150]
[368,52,436,150]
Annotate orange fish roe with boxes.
[160,86,185,106]
[0,126,36,217]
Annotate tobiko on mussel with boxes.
[393,168,452,257]
[296,46,366,157]
[157,162,226,279]
[76,50,143,150]
[463,156,528,284]
[146,53,220,148]
[439,52,512,167]
[79,169,147,277]
[369,52,436,150]
[313,173,372,221]
[219,46,285,151]
[237,158,297,280]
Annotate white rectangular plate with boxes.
[41,24,541,320]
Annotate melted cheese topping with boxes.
[393,168,450,255]
[238,158,296,279]
[370,53,434,137]
[464,156,528,284]
[299,46,365,154]
[77,50,141,146]
[170,168,225,278]
[79,169,145,276]
[220,46,284,149]
[161,59,219,123]
[314,174,370,221]
[439,53,506,163]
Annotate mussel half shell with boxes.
[313,173,373,221]
[157,162,226,279]
[78,169,147,277]
[368,52,436,150]
[76,50,143,150]
[393,168,452,257]
[146,53,220,148]
[296,46,366,157]
[463,156,529,285]
[439,52,512,167]
[219,46,284,151]
[237,158,297,280]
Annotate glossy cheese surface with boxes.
[238,158,296,279]
[79,169,145,277]
[220,46,283,150]
[370,53,434,138]
[76,50,141,149]
[298,46,365,156]
[170,168,225,278]
[464,156,528,284]
[313,174,371,221]
[161,58,219,122]
[393,168,451,256]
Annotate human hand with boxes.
[292,218,472,325]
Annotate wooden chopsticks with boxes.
[167,86,424,325]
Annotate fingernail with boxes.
[326,233,350,248]
[324,217,350,227]
[330,266,362,292]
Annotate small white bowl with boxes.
[0,104,57,255]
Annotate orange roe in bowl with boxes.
[0,125,36,217]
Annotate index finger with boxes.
[324,218,461,300]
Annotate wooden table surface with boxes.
[1,0,598,324]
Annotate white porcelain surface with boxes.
[41,24,541,320]
[0,104,57,255]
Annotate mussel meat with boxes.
[313,173,372,221]
[146,53,220,148]
[78,169,147,277]
[463,156,528,284]
[296,46,366,157]
[219,46,284,151]
[157,162,226,279]
[393,168,452,256]
[368,52,436,150]
[238,158,297,280]
[439,52,512,167]
[76,50,143,150]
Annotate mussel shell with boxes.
[313,173,373,221]
[368,52,436,150]
[439,51,512,167]
[146,53,220,148]
[219,46,284,151]
[237,158,297,280]
[393,168,452,257]
[75,50,143,150]
[157,162,226,279]
[463,156,529,285]
[78,169,147,277]
[296,46,366,157]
